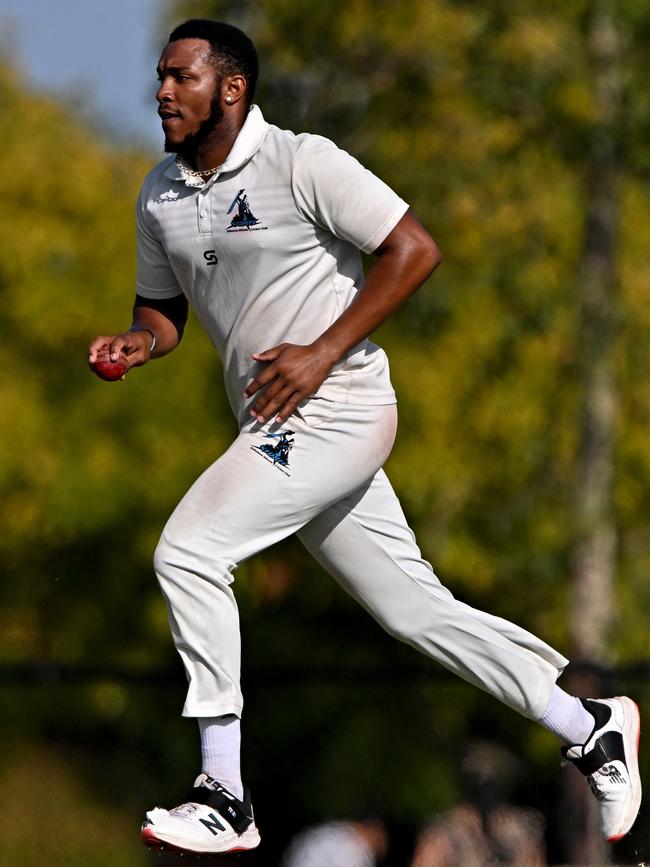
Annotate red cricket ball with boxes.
[91,344,129,382]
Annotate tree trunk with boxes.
[570,0,620,664]
[562,2,621,864]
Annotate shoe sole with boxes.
[141,825,261,854]
[607,696,641,842]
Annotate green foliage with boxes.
[0,65,235,669]
[0,745,148,867]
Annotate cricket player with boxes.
[88,19,641,856]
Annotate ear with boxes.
[222,74,247,107]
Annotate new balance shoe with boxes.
[562,696,641,841]
[141,773,261,854]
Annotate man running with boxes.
[88,19,641,856]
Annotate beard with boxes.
[164,89,224,160]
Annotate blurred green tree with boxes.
[0,64,236,670]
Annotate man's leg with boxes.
[198,715,243,799]
[298,468,566,719]
[142,404,398,853]
[297,468,641,840]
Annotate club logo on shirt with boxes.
[226,189,268,233]
[251,430,295,476]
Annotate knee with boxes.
[385,623,413,645]
[153,524,235,592]
[153,535,172,579]
[153,530,178,586]
[374,609,415,644]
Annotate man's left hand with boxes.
[244,342,336,423]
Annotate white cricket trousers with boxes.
[154,402,568,722]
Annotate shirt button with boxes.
[200,211,207,218]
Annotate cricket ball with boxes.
[91,344,129,382]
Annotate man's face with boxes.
[156,38,223,153]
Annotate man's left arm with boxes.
[244,211,441,423]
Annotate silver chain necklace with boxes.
[175,154,223,179]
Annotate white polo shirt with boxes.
[136,105,408,427]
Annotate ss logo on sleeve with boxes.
[203,250,218,266]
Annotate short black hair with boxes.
[168,19,259,105]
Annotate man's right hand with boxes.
[88,295,189,377]
[88,329,154,375]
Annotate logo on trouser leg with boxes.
[251,430,295,476]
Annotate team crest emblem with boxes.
[226,189,268,232]
[251,430,295,476]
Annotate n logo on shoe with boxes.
[199,812,227,835]
[603,765,627,785]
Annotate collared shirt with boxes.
[136,106,408,427]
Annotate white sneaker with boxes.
[141,773,261,854]
[562,696,641,841]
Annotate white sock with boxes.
[198,714,243,800]
[538,686,595,745]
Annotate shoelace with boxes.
[169,802,199,818]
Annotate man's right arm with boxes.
[88,293,189,373]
